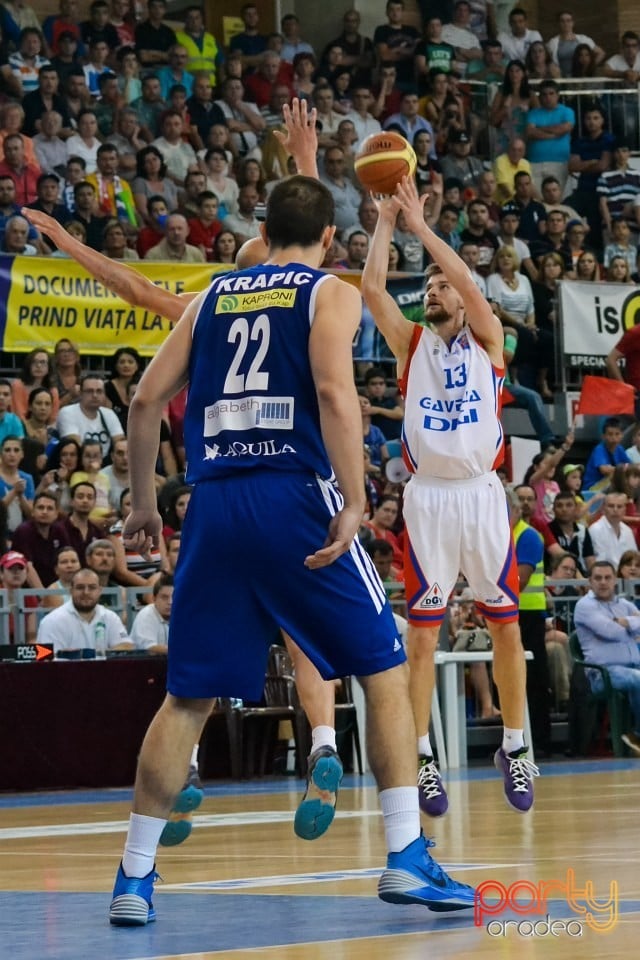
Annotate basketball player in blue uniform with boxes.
[362,175,537,820]
[107,173,475,925]
[24,102,347,847]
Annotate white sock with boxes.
[122,812,167,879]
[417,734,432,759]
[311,725,336,752]
[190,744,199,769]
[502,727,525,753]
[379,787,421,853]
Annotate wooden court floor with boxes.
[0,759,638,960]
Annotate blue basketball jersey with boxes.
[184,263,338,482]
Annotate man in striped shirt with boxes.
[597,142,640,239]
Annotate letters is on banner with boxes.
[0,256,228,356]
[559,280,640,369]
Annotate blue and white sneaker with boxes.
[159,766,204,846]
[294,746,343,840]
[378,833,475,912]
[109,863,160,926]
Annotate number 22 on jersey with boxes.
[223,314,271,394]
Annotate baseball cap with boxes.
[0,550,27,569]
[500,203,520,219]
[449,129,470,144]
[563,463,584,476]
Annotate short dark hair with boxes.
[365,538,394,558]
[364,366,387,384]
[70,481,97,498]
[590,559,616,576]
[153,573,174,596]
[34,491,58,506]
[97,142,118,156]
[604,417,622,431]
[265,175,334,249]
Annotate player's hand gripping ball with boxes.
[354,131,417,196]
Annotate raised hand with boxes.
[369,191,401,225]
[394,175,429,235]
[273,98,318,166]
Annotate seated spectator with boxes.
[80,0,119,51]
[610,463,640,540]
[548,493,595,575]
[228,2,267,74]
[202,147,239,219]
[540,175,582,224]
[589,492,637,567]
[574,249,600,282]
[162,484,191,540]
[63,71,92,129]
[85,143,137,225]
[11,491,69,588]
[21,387,56,479]
[497,8,542,63]
[107,108,147,182]
[364,366,403,441]
[440,0,481,76]
[439,128,484,191]
[51,338,81,408]
[0,214,39,255]
[361,495,403,572]
[11,349,59,423]
[487,245,538,387]
[509,170,547,244]
[526,439,574,526]
[93,71,125,138]
[570,41,598,81]
[313,84,343,149]
[544,552,578,710]
[43,0,85,57]
[86,536,135,601]
[432,202,461,250]
[0,134,41,205]
[321,10,373,84]
[134,0,177,71]
[214,77,265,158]
[606,255,634,284]
[109,0,135,49]
[0,103,39,167]
[22,64,73,140]
[144,211,205,261]
[177,167,207,219]
[132,144,179,224]
[65,110,100,174]
[115,45,142,104]
[545,12,604,77]
[524,40,560,81]
[59,155,86,214]
[83,38,111,98]
[152,109,197,186]
[60,481,103,565]
[489,59,537,155]
[37,566,132,654]
[460,199,499,275]
[415,18,455,92]
[102,437,129,511]
[37,435,81,512]
[573,560,640,754]
[525,80,575,194]
[102,219,139,260]
[383,88,435,144]
[330,65,354,114]
[186,72,226,151]
[467,38,507,83]
[42,545,81,609]
[175,6,223,86]
[583,419,631,491]
[32,111,67,175]
[187,190,221,261]
[130,74,166,141]
[604,219,638,275]
[70,180,106,250]
[0,550,38,641]
[459,240,486,293]
[50,31,83,87]
[497,205,536,279]
[529,208,573,273]
[135,194,168,256]
[291,52,316,102]
[0,435,35,533]
[212,228,238,264]
[0,379,25,445]
[222,184,262,246]
[280,12,315,64]
[244,49,287,108]
[618,550,640,604]
[104,346,141,432]
[602,30,640,83]
[70,440,114,524]
[4,27,49,98]
[129,573,173,652]
[57,374,124,461]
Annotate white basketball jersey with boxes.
[399,324,505,480]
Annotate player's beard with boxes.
[426,305,450,325]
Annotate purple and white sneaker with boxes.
[494,746,539,812]
[417,755,449,817]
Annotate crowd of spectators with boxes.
[0,2,639,742]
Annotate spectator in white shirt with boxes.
[441,1,482,76]
[589,492,638,569]
[603,31,640,83]
[498,8,542,64]
[152,109,198,186]
[32,111,67,175]
[56,374,125,461]
[345,86,381,149]
[130,574,173,654]
[38,567,133,654]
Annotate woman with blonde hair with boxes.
[0,101,37,164]
[487,245,538,388]
[525,41,560,80]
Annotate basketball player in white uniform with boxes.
[362,175,538,816]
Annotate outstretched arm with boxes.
[22,207,189,321]
[393,176,503,363]
[273,98,319,178]
[361,195,414,372]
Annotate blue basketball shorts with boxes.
[167,471,405,699]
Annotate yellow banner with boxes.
[2,257,229,357]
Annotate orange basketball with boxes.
[354,131,417,196]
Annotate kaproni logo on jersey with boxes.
[215,288,297,313]
[204,395,295,437]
